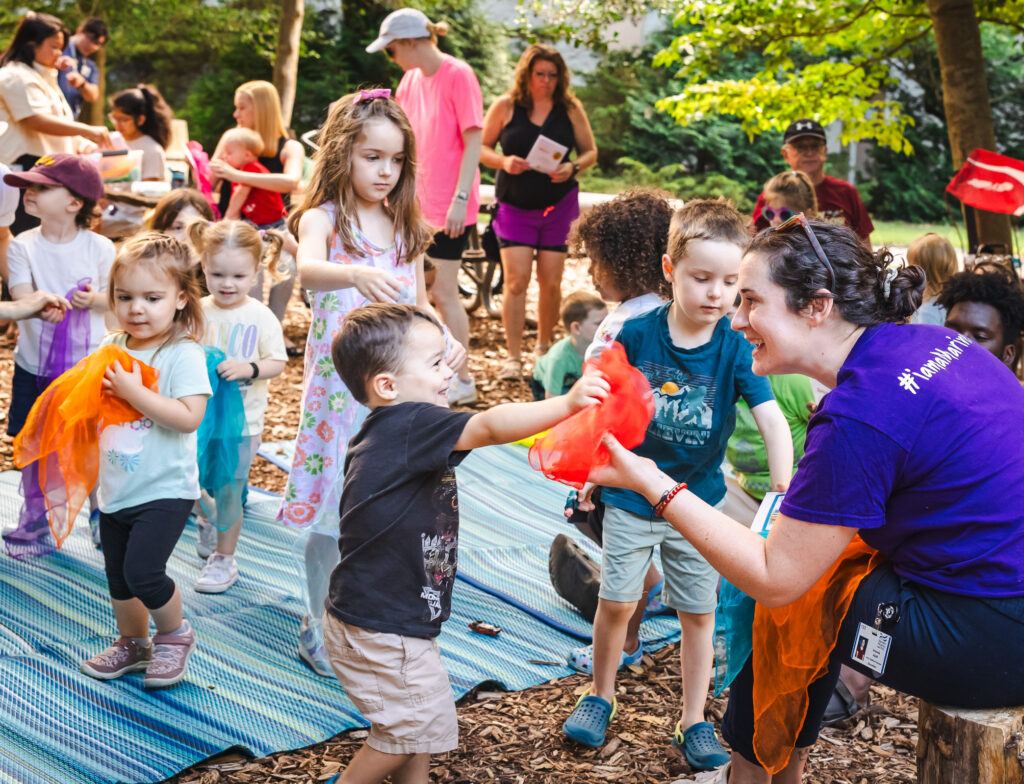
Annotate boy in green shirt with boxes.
[530,292,606,399]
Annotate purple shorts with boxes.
[493,187,580,251]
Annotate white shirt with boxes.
[7,227,115,373]
[584,292,666,361]
[0,162,16,227]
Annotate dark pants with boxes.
[99,498,193,609]
[7,362,41,436]
[722,561,1024,765]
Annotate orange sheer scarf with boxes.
[752,536,885,773]
[12,345,159,548]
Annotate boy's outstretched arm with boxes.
[454,368,609,451]
[750,399,794,492]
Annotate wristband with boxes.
[250,362,260,379]
[653,482,687,518]
[571,161,580,175]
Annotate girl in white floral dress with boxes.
[278,90,434,675]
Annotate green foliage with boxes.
[582,158,755,211]
[519,0,1024,154]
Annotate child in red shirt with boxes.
[217,127,287,228]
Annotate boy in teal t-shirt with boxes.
[530,291,606,400]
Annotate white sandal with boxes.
[498,358,522,380]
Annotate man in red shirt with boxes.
[752,119,873,245]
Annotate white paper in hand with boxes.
[525,134,569,173]
[750,492,784,538]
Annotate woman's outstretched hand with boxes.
[586,433,661,496]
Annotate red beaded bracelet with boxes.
[654,482,687,517]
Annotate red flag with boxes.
[946,148,1024,216]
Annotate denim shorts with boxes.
[722,561,1024,765]
[600,503,724,613]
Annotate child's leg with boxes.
[216,517,243,555]
[623,565,661,654]
[591,597,639,702]
[118,499,192,629]
[677,610,716,729]
[338,745,428,784]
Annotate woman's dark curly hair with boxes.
[569,187,673,300]
[746,220,925,325]
[937,268,1024,350]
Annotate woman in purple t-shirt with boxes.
[588,219,1024,783]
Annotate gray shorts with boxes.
[599,502,723,614]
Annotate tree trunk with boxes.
[926,0,1011,250]
[274,0,305,129]
[85,45,106,128]
[917,702,1024,784]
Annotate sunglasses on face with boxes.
[384,45,395,59]
[771,213,836,294]
[763,206,794,223]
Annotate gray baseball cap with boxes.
[366,8,430,53]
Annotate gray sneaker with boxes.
[196,518,217,560]
[80,638,152,680]
[144,621,196,689]
[194,554,238,594]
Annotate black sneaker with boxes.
[548,533,601,622]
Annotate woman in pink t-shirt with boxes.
[367,8,483,405]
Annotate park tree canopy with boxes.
[525,0,1024,245]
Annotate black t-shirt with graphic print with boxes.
[326,402,474,638]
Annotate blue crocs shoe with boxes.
[673,720,730,770]
[644,578,670,617]
[567,641,643,675]
[562,690,617,747]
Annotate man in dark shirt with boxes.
[323,303,606,784]
[752,119,874,245]
[57,18,108,119]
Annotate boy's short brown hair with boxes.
[560,290,606,331]
[332,303,442,405]
[666,198,749,264]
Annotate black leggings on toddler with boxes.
[722,561,1024,765]
[99,498,193,609]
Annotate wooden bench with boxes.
[917,702,1024,783]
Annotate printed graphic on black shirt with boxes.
[421,471,459,621]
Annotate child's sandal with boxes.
[562,689,617,747]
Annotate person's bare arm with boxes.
[210,138,304,194]
[751,399,794,491]
[103,362,207,433]
[216,357,287,382]
[11,282,63,323]
[0,226,10,285]
[480,96,525,172]
[587,434,859,607]
[20,113,109,146]
[0,290,69,320]
[445,127,483,237]
[454,368,608,451]
[549,101,598,184]
[296,207,402,300]
[224,184,250,220]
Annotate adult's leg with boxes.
[535,249,567,353]
[499,245,536,363]
[428,257,471,380]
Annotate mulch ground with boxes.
[0,257,921,783]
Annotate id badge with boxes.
[851,622,892,675]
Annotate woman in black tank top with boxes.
[480,45,598,380]
[209,80,305,353]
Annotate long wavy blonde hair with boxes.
[288,91,430,262]
[235,80,288,157]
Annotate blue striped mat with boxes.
[1,444,678,783]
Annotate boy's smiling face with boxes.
[385,320,454,407]
[663,238,741,332]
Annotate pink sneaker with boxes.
[80,638,152,680]
[143,621,196,689]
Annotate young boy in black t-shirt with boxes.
[325,303,608,784]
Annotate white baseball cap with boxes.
[366,8,431,53]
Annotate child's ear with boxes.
[661,253,675,284]
[369,372,398,402]
[66,194,83,215]
[568,320,581,337]
[175,289,188,311]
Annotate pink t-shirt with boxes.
[396,54,482,228]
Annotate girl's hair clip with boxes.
[358,88,392,103]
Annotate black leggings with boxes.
[99,498,193,609]
[722,562,1024,765]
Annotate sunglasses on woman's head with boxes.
[763,206,794,223]
[771,213,836,294]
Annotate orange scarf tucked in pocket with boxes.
[12,345,159,548]
[752,536,885,773]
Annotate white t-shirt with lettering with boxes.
[201,296,286,436]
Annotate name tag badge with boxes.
[81,63,93,79]
[852,622,891,675]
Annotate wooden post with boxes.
[917,702,1024,784]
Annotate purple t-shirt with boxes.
[781,322,1024,597]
